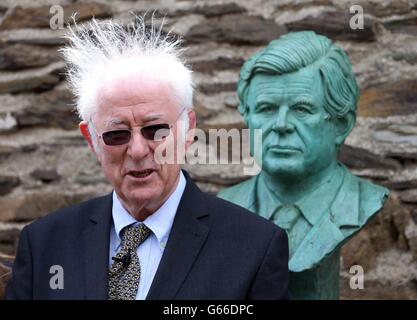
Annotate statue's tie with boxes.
[271,205,301,232]
[108,223,151,300]
[271,205,305,253]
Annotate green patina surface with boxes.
[218,31,389,299]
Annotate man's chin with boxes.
[125,188,159,202]
[263,163,305,180]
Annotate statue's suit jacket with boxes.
[219,164,388,272]
[6,172,289,300]
[219,164,389,299]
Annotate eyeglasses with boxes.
[92,107,186,146]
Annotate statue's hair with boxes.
[60,15,193,123]
[237,31,359,120]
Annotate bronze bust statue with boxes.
[219,31,389,299]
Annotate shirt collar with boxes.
[112,171,187,246]
[258,163,345,226]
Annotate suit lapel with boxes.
[330,167,361,228]
[83,193,112,299]
[289,214,345,272]
[146,176,209,300]
[289,167,361,272]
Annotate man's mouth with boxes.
[127,169,154,178]
[268,145,301,151]
[268,145,302,155]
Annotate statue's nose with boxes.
[272,105,295,133]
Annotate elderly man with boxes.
[6,19,289,300]
[219,31,389,299]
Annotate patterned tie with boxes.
[108,223,151,300]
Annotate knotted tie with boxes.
[271,204,302,232]
[271,204,308,254]
[108,223,151,300]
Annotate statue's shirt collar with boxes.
[256,163,346,226]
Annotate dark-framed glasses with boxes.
[92,107,187,146]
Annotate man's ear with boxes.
[184,109,197,150]
[334,111,356,145]
[79,121,98,156]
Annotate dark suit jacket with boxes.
[6,172,289,300]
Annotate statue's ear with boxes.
[243,112,249,127]
[238,103,249,127]
[334,111,355,145]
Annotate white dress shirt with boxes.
[109,171,186,300]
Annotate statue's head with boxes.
[237,31,359,179]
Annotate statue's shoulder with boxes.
[217,176,257,208]
[356,173,390,224]
[289,168,389,272]
[339,166,389,226]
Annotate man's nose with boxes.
[272,105,295,134]
[126,129,151,160]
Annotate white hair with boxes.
[60,15,193,150]
[60,15,193,119]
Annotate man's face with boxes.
[246,68,338,179]
[82,77,194,215]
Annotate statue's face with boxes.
[246,68,338,179]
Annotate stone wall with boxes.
[0,0,417,299]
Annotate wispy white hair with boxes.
[60,15,194,123]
